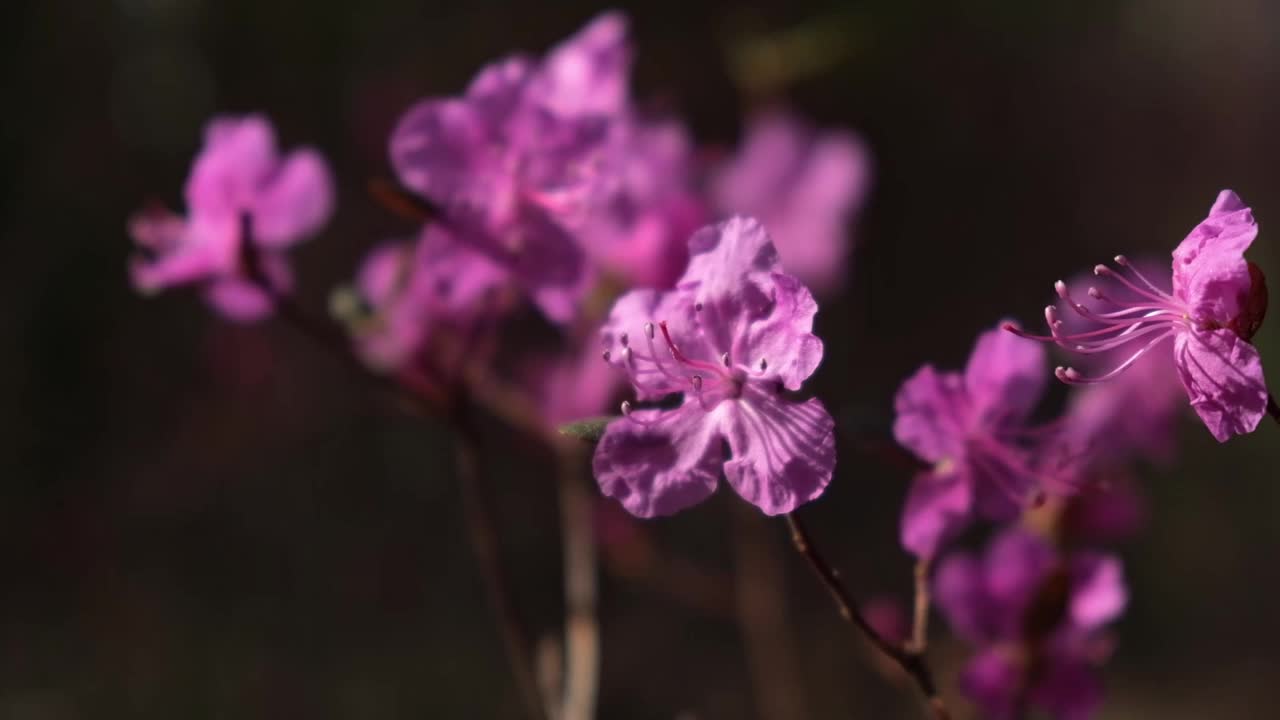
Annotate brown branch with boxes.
[555,446,600,720]
[907,558,932,655]
[454,414,550,720]
[1268,393,1280,425]
[784,513,950,720]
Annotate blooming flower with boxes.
[1006,190,1270,442]
[388,13,632,324]
[893,324,1083,558]
[349,225,505,373]
[592,217,835,517]
[129,114,333,321]
[711,110,871,294]
[935,528,1127,720]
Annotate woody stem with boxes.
[784,513,951,720]
[1268,394,1280,425]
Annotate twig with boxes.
[555,446,600,720]
[784,513,950,720]
[454,413,549,720]
[1268,394,1280,425]
[735,506,808,720]
[907,558,932,655]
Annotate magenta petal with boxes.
[389,97,502,213]
[983,529,1055,625]
[1173,328,1268,442]
[900,470,973,559]
[532,11,631,117]
[592,401,724,518]
[251,148,334,247]
[185,115,278,216]
[1172,189,1257,304]
[684,216,784,301]
[204,276,276,322]
[934,552,989,644]
[128,212,239,292]
[598,288,696,401]
[893,365,967,464]
[1068,553,1128,629]
[965,323,1047,422]
[721,391,835,515]
[959,649,1020,720]
[1030,656,1104,720]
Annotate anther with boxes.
[694,302,703,312]
[1054,280,1069,298]
[622,346,633,363]
[1114,255,1129,266]
[691,375,703,391]
[1093,264,1109,276]
[1088,287,1103,300]
[759,358,768,371]
[619,332,629,347]
[621,400,633,416]
[720,352,730,368]
[601,349,611,363]
[643,322,655,340]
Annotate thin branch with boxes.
[1268,393,1280,425]
[735,506,808,720]
[454,414,550,720]
[907,558,932,655]
[555,446,600,720]
[784,513,950,720]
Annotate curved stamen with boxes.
[1114,255,1175,299]
[1055,332,1171,384]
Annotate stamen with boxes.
[691,375,703,392]
[720,352,730,368]
[694,302,703,312]
[619,332,629,347]
[622,346,633,364]
[620,400,632,416]
[644,322,655,340]
[759,358,768,372]
[601,349,611,363]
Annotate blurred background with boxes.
[4,0,1280,717]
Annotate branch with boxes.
[1269,393,1280,425]
[784,513,950,720]
[454,414,549,720]
[555,445,600,720]
[907,558,932,655]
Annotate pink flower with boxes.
[129,114,333,321]
[893,324,1083,558]
[592,217,835,517]
[351,225,505,373]
[711,110,871,295]
[1007,190,1270,442]
[388,13,631,324]
[935,528,1127,720]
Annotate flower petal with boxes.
[934,551,989,644]
[965,322,1047,423]
[1173,327,1268,442]
[600,288,702,401]
[1029,655,1103,720]
[251,148,334,247]
[959,649,1020,720]
[592,400,724,517]
[900,470,973,559]
[721,391,835,515]
[1172,189,1257,305]
[893,365,968,465]
[1068,553,1128,629]
[531,11,631,117]
[185,115,278,217]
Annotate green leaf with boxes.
[557,416,617,444]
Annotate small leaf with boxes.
[558,416,617,444]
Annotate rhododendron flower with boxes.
[350,225,505,372]
[1007,190,1270,442]
[129,114,333,321]
[592,217,835,517]
[893,324,1084,558]
[935,529,1127,720]
[581,117,707,288]
[711,110,870,294]
[389,13,631,324]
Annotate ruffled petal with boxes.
[1172,189,1257,303]
[720,390,835,515]
[965,322,1048,423]
[128,212,239,292]
[592,400,724,517]
[251,147,334,247]
[1173,327,1268,442]
[900,469,973,559]
[600,288,703,401]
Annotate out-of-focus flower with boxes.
[592,217,835,517]
[389,13,632,324]
[893,324,1084,558]
[530,336,625,428]
[129,114,333,321]
[1007,190,1270,442]
[861,596,909,646]
[935,528,1127,720]
[711,110,870,295]
[350,225,505,373]
[581,117,707,288]
[1062,472,1148,544]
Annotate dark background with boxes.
[4,0,1279,717]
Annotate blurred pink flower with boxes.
[129,114,333,321]
[592,217,834,517]
[711,110,871,295]
[1008,190,1270,442]
[936,528,1126,720]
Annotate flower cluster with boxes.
[128,10,1277,720]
